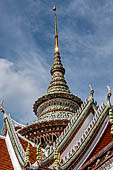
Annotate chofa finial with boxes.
[106,86,111,107]
[0,99,5,113]
[89,84,94,101]
[0,99,7,120]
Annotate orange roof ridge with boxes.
[0,135,5,139]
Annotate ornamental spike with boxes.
[106,86,111,107]
[53,5,59,54]
[53,148,61,169]
[58,152,61,165]
[36,143,43,166]
[24,143,30,168]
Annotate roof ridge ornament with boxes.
[0,99,5,113]
[24,143,30,168]
[36,143,43,166]
[89,85,94,101]
[0,99,7,120]
[53,148,61,169]
[106,85,111,107]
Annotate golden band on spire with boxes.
[53,5,60,53]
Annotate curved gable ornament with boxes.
[106,85,111,107]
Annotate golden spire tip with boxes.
[53,5,56,11]
[53,5,59,53]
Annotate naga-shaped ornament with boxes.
[89,84,94,101]
[106,86,111,107]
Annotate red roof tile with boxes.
[15,126,22,131]
[88,123,112,159]
[80,123,113,169]
[0,137,14,170]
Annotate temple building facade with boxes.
[0,6,113,170]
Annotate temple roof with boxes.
[80,135,113,169]
[0,87,112,170]
[36,89,111,169]
[88,122,112,159]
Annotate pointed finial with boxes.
[58,152,61,165]
[53,5,60,54]
[36,143,43,166]
[89,85,94,101]
[53,5,56,11]
[24,143,30,168]
[106,86,111,107]
[53,148,61,169]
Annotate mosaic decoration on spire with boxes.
[47,5,70,94]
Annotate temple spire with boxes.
[47,5,70,94]
[33,6,82,117]
[53,5,60,54]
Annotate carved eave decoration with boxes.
[18,119,68,136]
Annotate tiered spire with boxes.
[47,6,70,94]
[33,5,82,117]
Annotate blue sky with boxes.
[0,0,113,131]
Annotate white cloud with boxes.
[0,58,50,124]
[0,0,113,128]
[0,0,53,126]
